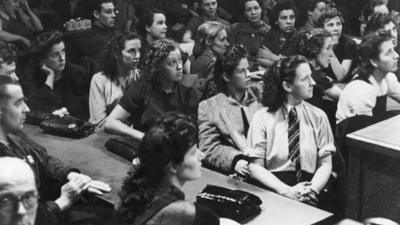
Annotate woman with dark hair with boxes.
[198,44,261,175]
[136,8,168,70]
[318,8,358,82]
[20,31,90,120]
[105,39,199,140]
[336,30,400,126]
[229,0,270,69]
[257,0,298,68]
[298,28,342,130]
[298,0,327,30]
[89,32,141,127]
[247,55,335,208]
[113,112,221,225]
[182,0,231,43]
[190,21,229,98]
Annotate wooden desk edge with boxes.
[346,133,400,159]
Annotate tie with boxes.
[241,107,249,137]
[288,107,302,182]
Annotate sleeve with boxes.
[89,74,108,125]
[337,81,376,119]
[119,82,144,115]
[315,110,336,159]
[386,73,400,103]
[312,70,334,92]
[27,84,62,114]
[198,101,242,173]
[21,133,79,182]
[194,203,220,225]
[247,109,268,161]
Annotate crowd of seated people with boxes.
[0,0,400,224]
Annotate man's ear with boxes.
[93,10,100,20]
[282,80,292,93]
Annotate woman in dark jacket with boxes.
[113,112,220,225]
[20,31,90,120]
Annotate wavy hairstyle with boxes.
[143,38,179,86]
[192,21,227,57]
[31,31,64,62]
[116,112,198,224]
[0,42,17,64]
[137,8,165,38]
[214,44,248,92]
[357,29,392,81]
[365,12,394,35]
[99,31,141,84]
[317,8,344,28]
[262,55,308,112]
[269,0,297,30]
[298,28,331,60]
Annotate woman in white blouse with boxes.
[89,32,141,127]
[247,55,335,209]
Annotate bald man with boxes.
[0,157,57,225]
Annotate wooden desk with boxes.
[346,115,400,222]
[23,125,333,225]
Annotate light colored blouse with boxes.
[336,72,400,124]
[248,101,335,174]
[89,70,139,126]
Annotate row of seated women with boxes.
[97,28,397,223]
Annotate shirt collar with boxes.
[282,101,302,120]
[225,89,258,106]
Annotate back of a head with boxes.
[317,8,344,28]
[298,28,331,59]
[193,21,226,57]
[0,42,17,64]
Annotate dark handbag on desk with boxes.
[40,115,95,138]
[105,136,140,161]
[196,185,262,223]
[26,111,53,125]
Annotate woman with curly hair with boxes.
[113,112,221,225]
[89,31,141,127]
[190,21,229,99]
[19,30,90,120]
[105,39,199,140]
[247,55,336,210]
[298,28,342,130]
[198,44,262,175]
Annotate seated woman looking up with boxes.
[198,44,262,175]
[89,31,141,127]
[191,21,229,99]
[104,39,199,140]
[20,31,90,120]
[336,30,400,126]
[298,28,342,130]
[248,55,335,208]
[114,112,220,225]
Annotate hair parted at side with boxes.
[31,30,64,62]
[214,44,248,92]
[100,31,141,84]
[143,38,179,85]
[365,12,394,36]
[137,8,165,38]
[115,112,197,224]
[0,75,19,104]
[193,21,227,57]
[262,55,308,112]
[357,29,392,81]
[298,28,331,59]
